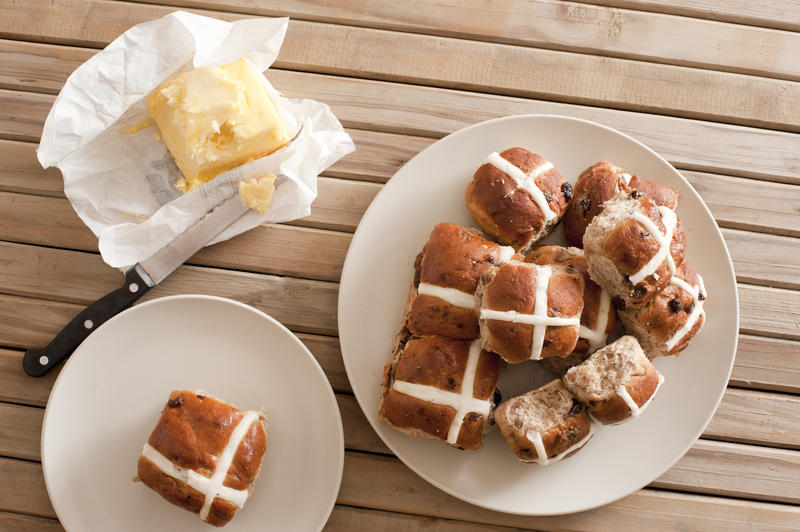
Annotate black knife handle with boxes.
[22,267,152,377]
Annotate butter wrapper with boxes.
[37,11,355,269]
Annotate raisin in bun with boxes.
[618,261,707,358]
[466,147,570,253]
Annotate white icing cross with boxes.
[416,245,515,309]
[578,288,612,353]
[479,265,581,360]
[526,422,595,465]
[665,273,707,350]
[141,409,260,521]
[628,206,678,285]
[601,373,665,426]
[417,282,476,309]
[391,340,491,445]
[485,151,557,222]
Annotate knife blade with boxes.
[22,187,249,377]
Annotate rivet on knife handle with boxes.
[22,266,152,377]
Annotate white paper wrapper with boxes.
[37,11,354,269]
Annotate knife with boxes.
[22,181,249,377]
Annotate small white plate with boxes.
[338,114,738,515]
[42,295,344,531]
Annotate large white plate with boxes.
[42,295,344,531]
[338,115,738,515]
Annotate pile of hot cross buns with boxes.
[379,148,707,464]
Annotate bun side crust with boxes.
[478,262,583,363]
[378,335,501,450]
[564,161,680,247]
[495,380,593,463]
[405,294,480,338]
[563,336,661,425]
[589,364,659,424]
[137,456,205,513]
[564,161,622,247]
[403,223,510,339]
[526,245,618,355]
[466,147,568,252]
[619,261,706,358]
[584,193,686,309]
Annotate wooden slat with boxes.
[0,402,42,461]
[2,139,799,239]
[685,172,800,238]
[2,342,797,451]
[576,0,800,33]
[2,393,797,504]
[1,190,799,293]
[2,296,798,397]
[7,451,800,530]
[0,457,54,518]
[338,452,800,531]
[738,285,800,341]
[705,388,800,450]
[719,229,800,290]
[652,440,800,504]
[0,1,798,133]
[326,506,527,532]
[0,242,340,336]
[3,40,800,184]
[135,0,800,81]
[728,335,800,394]
[1,240,798,341]
[0,190,351,282]
[0,511,63,532]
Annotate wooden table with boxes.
[1,1,799,530]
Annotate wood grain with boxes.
[1,394,797,504]
[728,335,800,394]
[0,511,63,532]
[325,506,527,532]
[0,457,54,518]
[0,402,42,461]
[6,451,800,529]
[2,37,800,183]
[4,68,799,187]
[652,440,800,504]
[134,0,800,81]
[2,296,798,396]
[575,0,800,33]
[1,240,799,340]
[2,136,800,238]
[338,452,800,530]
[1,191,797,291]
[0,1,798,132]
[705,388,800,449]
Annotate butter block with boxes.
[238,175,277,214]
[147,58,290,192]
